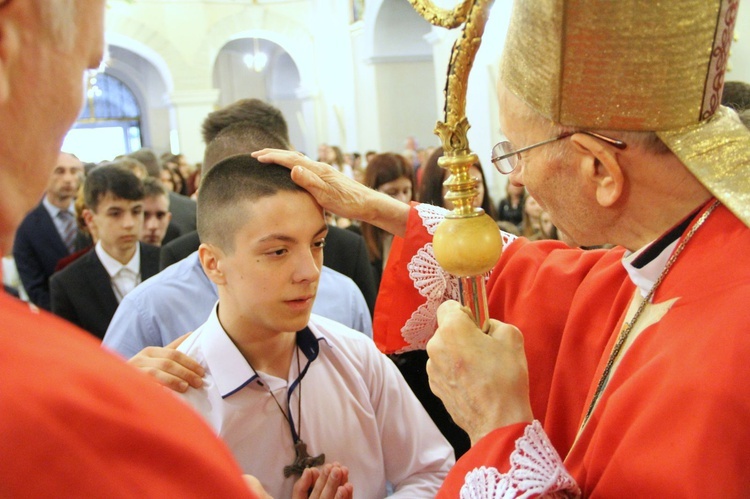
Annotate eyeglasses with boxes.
[491,131,627,174]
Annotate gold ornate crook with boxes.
[409,0,502,331]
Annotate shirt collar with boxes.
[42,195,74,219]
[95,240,140,278]
[621,203,703,298]
[200,304,327,399]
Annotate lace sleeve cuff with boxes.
[397,204,517,353]
[460,421,580,498]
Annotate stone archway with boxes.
[212,36,307,152]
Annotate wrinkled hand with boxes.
[127,333,204,393]
[293,464,353,499]
[426,300,533,445]
[251,149,408,237]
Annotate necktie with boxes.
[57,211,77,254]
[112,267,137,302]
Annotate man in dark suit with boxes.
[166,190,196,234]
[13,152,88,310]
[50,165,160,339]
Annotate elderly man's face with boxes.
[497,84,592,245]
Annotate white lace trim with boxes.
[460,421,580,499]
[398,205,518,351]
[415,203,448,235]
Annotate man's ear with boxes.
[82,209,95,229]
[569,133,624,207]
[0,13,21,104]
[198,242,227,285]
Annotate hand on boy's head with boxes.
[251,149,372,223]
[127,344,205,393]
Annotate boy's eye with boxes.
[266,248,287,257]
[313,239,326,249]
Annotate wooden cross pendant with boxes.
[283,440,325,477]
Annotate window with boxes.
[63,73,142,162]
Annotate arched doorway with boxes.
[213,37,306,152]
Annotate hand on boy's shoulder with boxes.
[127,333,205,393]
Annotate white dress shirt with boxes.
[95,241,141,303]
[177,309,454,499]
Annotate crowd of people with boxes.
[2,0,749,497]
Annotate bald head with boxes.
[46,152,84,208]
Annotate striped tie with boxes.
[58,211,77,254]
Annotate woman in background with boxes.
[521,193,543,238]
[418,146,496,219]
[497,182,525,231]
[358,153,414,289]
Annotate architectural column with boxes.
[167,89,220,164]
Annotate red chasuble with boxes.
[0,291,255,498]
[374,202,750,497]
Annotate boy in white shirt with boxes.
[178,154,454,498]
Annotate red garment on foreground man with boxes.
[0,291,255,498]
[374,201,750,496]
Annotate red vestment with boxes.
[0,290,255,497]
[374,202,750,497]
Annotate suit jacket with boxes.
[167,192,196,235]
[159,230,199,271]
[324,225,377,314]
[13,201,89,310]
[159,226,377,314]
[50,243,160,340]
[162,221,183,247]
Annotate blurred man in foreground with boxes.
[0,2,347,497]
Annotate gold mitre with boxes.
[500,0,750,228]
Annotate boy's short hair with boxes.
[202,122,290,176]
[127,148,161,178]
[84,165,144,212]
[201,98,290,144]
[197,154,304,253]
[142,177,168,201]
[110,157,148,180]
[721,81,750,112]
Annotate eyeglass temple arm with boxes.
[580,131,628,149]
[494,131,627,162]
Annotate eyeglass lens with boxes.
[492,142,516,174]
